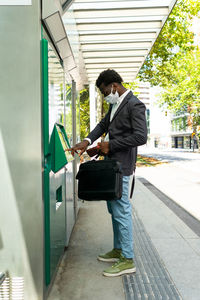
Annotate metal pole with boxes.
[89,83,96,131]
[63,74,68,246]
[72,80,77,146]
[63,75,66,130]
[72,80,78,217]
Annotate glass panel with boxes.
[57,38,72,59]
[48,45,64,137]
[63,55,76,71]
[45,12,66,42]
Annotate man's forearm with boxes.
[86,109,110,144]
[86,123,107,144]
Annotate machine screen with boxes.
[57,126,74,162]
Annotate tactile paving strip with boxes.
[123,210,182,300]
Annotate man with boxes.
[70,69,147,277]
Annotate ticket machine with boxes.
[41,38,75,286]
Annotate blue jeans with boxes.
[107,176,134,259]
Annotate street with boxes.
[136,147,200,221]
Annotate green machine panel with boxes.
[50,123,74,173]
[41,37,75,288]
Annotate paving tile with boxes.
[132,179,200,300]
[48,201,125,300]
[123,211,181,300]
[185,238,200,256]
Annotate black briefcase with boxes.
[76,159,123,201]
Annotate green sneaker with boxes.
[103,254,136,277]
[98,248,122,262]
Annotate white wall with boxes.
[149,87,172,148]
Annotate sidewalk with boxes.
[134,179,200,300]
[140,146,200,154]
[47,179,200,300]
[137,146,200,221]
[47,201,125,300]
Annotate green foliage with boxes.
[65,85,73,140]
[101,100,109,118]
[123,81,139,96]
[157,47,200,132]
[138,0,200,133]
[79,88,90,140]
[76,95,81,140]
[139,0,200,86]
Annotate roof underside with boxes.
[63,0,177,85]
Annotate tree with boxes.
[139,0,200,86]
[138,0,200,146]
[158,49,200,140]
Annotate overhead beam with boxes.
[86,62,142,68]
[74,8,169,19]
[79,32,157,42]
[72,1,170,10]
[84,58,144,64]
[73,16,167,24]
[62,0,74,12]
[87,69,138,74]
[77,21,162,31]
[81,41,152,51]
[82,50,147,58]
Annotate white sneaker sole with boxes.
[103,267,136,277]
[97,257,119,262]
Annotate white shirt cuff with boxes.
[84,138,92,145]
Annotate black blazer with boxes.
[87,91,147,175]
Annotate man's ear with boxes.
[112,82,119,92]
[112,82,118,88]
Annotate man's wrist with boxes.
[83,138,91,145]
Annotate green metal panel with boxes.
[41,38,49,157]
[41,35,76,289]
[43,167,50,286]
[50,125,67,173]
[49,123,74,173]
[41,38,51,286]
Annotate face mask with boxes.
[104,86,120,104]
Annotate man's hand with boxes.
[97,142,109,155]
[68,140,89,156]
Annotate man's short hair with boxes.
[96,69,123,88]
